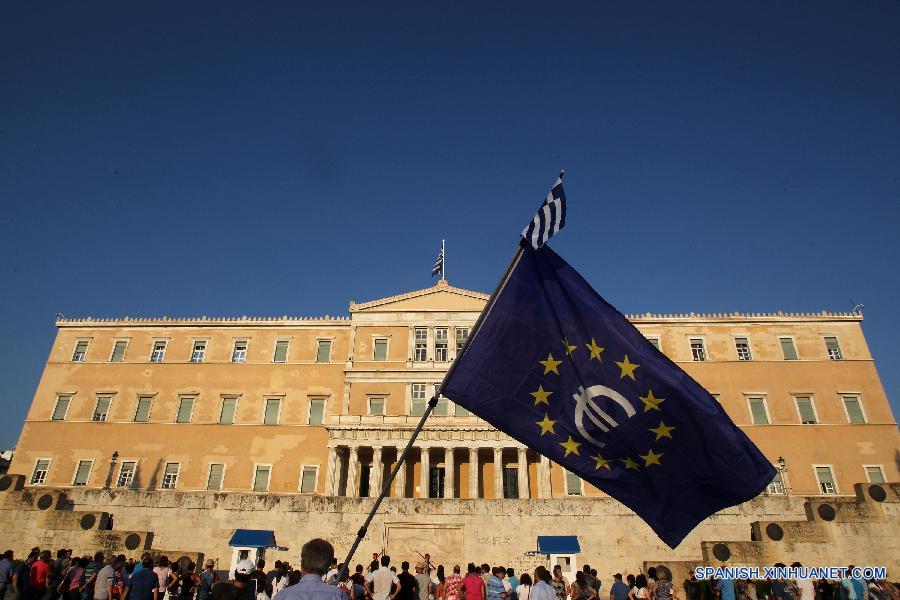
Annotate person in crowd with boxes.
[414,564,431,600]
[366,555,398,600]
[654,568,676,600]
[443,566,463,600]
[123,557,158,600]
[249,561,267,600]
[15,551,40,600]
[715,576,735,600]
[81,554,106,600]
[568,572,595,600]
[516,574,532,600]
[816,579,834,600]
[396,563,417,600]
[272,563,291,599]
[481,568,492,587]
[95,556,123,600]
[507,570,520,600]
[198,562,219,600]
[29,550,54,600]
[272,539,346,600]
[176,563,198,600]
[266,563,283,598]
[351,566,366,589]
[462,565,485,600]
[486,568,506,600]
[529,569,554,600]
[609,574,628,600]
[325,561,340,587]
[435,566,446,600]
[629,575,649,600]
[0,550,15,600]
[550,567,567,600]
[57,558,83,600]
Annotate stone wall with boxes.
[1,475,897,578]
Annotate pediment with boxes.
[350,280,488,313]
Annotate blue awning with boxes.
[228,529,278,549]
[537,535,580,554]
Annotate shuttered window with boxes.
[273,340,289,363]
[176,397,194,423]
[373,339,389,361]
[207,464,225,490]
[316,340,332,363]
[253,465,271,492]
[110,340,128,362]
[779,337,798,360]
[565,470,582,496]
[795,396,817,424]
[748,397,769,424]
[263,398,281,425]
[815,466,836,494]
[134,397,153,422]
[843,396,865,424]
[308,399,325,425]
[72,460,92,486]
[219,397,237,424]
[825,337,843,360]
[72,340,89,362]
[300,466,318,493]
[51,395,71,421]
[93,396,111,422]
[31,459,51,485]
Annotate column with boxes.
[419,446,431,498]
[468,448,479,499]
[346,446,360,498]
[493,447,504,499]
[394,452,406,498]
[370,446,383,497]
[325,447,338,496]
[444,448,455,499]
[517,447,529,499]
[539,454,551,498]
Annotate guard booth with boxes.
[228,529,284,579]
[536,536,580,583]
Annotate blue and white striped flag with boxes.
[521,172,566,249]
[432,243,444,278]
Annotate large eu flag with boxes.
[442,244,776,548]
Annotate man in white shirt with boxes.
[366,556,399,600]
[791,563,815,600]
[325,559,340,584]
[530,568,555,600]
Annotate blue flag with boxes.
[442,244,776,548]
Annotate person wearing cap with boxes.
[123,557,158,600]
[211,560,254,600]
[272,539,346,600]
[414,565,430,600]
[198,562,219,600]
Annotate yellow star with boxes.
[585,338,605,362]
[650,420,675,441]
[615,355,640,380]
[560,436,581,457]
[639,389,665,412]
[536,413,557,436]
[530,385,553,406]
[562,338,577,356]
[539,353,562,375]
[621,457,640,471]
[640,449,664,467]
[592,454,611,470]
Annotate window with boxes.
[814,466,836,494]
[433,393,448,416]
[253,465,271,492]
[300,465,318,493]
[110,340,128,362]
[455,328,469,353]
[454,403,470,417]
[690,338,707,361]
[864,465,885,484]
[565,470,583,496]
[842,395,866,424]
[231,340,248,363]
[435,328,448,362]
[72,460,92,486]
[316,339,332,363]
[410,384,427,416]
[502,467,519,499]
[735,337,752,361]
[824,336,843,360]
[117,461,136,488]
[779,337,798,360]
[72,340,89,362]
[176,397,194,423]
[30,459,51,485]
[308,398,325,425]
[93,396,111,422]
[263,398,281,425]
[368,397,385,416]
[273,340,290,363]
[51,395,71,421]
[373,338,389,361]
[219,397,237,424]
[162,463,179,489]
[150,341,167,363]
[207,463,225,490]
[646,337,661,351]
[794,396,817,424]
[766,470,786,495]
[190,340,207,363]
[134,396,153,422]
[414,328,427,361]
[748,396,769,425]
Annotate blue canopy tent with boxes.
[536,536,581,554]
[229,529,279,549]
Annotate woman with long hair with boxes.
[629,575,649,600]
[517,573,533,600]
[436,566,446,600]
[570,572,597,600]
[552,566,569,600]
[654,568,676,600]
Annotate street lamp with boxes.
[777,456,789,495]
[104,450,120,489]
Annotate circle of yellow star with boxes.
[536,413,557,436]
[639,389,664,412]
[560,436,581,457]
[640,449,664,467]
[530,385,553,406]
[585,338,605,362]
[650,420,675,440]
[621,457,640,471]
[592,454,611,470]
[539,353,562,375]
[562,338,577,356]
[615,355,640,380]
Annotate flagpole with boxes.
[442,239,446,280]
[338,243,525,580]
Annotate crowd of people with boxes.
[0,543,897,600]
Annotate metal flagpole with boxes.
[442,239,446,280]
[338,242,526,580]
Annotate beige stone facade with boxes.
[4,279,898,568]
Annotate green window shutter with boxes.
[374,339,388,361]
[253,466,270,492]
[433,396,448,416]
[220,398,237,424]
[300,467,318,493]
[176,398,194,423]
[308,400,324,425]
[454,403,470,416]
[52,396,71,421]
[843,397,865,424]
[273,341,289,362]
[565,470,582,495]
[749,398,769,424]
[94,396,111,421]
[780,338,798,360]
[316,340,332,363]
[111,341,127,362]
[207,464,225,490]
[134,397,152,422]
[263,399,281,425]
[73,461,92,485]
[796,397,817,424]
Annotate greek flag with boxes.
[521,172,566,249]
[432,244,444,277]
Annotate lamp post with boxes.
[104,450,119,490]
[777,456,789,496]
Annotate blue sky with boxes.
[1,2,898,449]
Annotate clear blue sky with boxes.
[1,2,898,449]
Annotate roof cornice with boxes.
[349,279,489,312]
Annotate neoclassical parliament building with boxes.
[3,280,898,573]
